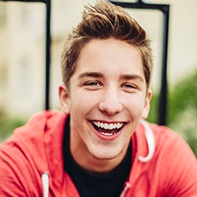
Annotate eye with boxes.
[84,81,101,86]
[121,82,138,92]
[83,80,103,90]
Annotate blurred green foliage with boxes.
[148,70,197,156]
[0,116,25,143]
[168,71,197,125]
[168,70,197,156]
[0,70,197,156]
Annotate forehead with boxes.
[73,38,144,79]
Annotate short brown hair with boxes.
[61,1,153,90]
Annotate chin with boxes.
[89,145,123,161]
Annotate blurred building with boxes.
[0,0,96,117]
[0,0,197,118]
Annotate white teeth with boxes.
[101,132,113,136]
[104,123,108,129]
[109,123,114,130]
[93,121,124,130]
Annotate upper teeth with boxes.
[93,121,123,130]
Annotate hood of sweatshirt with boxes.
[14,110,67,195]
[13,110,155,196]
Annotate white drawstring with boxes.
[42,172,49,197]
[120,182,131,197]
[138,120,155,162]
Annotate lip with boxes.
[89,120,126,141]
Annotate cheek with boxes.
[69,90,100,114]
[124,94,146,115]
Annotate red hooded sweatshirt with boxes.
[0,110,197,197]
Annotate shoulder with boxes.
[148,123,195,157]
[148,122,197,195]
[0,133,40,196]
[142,122,197,167]
[133,121,183,162]
[150,123,182,146]
[0,110,68,196]
[0,110,68,163]
[129,122,197,196]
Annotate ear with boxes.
[58,84,70,114]
[141,89,152,120]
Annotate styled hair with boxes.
[61,1,153,90]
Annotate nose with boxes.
[98,87,123,116]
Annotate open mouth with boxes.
[92,121,125,136]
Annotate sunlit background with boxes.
[0,0,197,154]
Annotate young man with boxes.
[0,1,197,197]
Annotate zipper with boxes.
[120,182,131,197]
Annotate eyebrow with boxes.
[120,74,144,82]
[78,72,103,79]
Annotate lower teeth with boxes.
[100,131,113,136]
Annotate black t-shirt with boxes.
[63,117,132,197]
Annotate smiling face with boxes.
[59,38,152,172]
